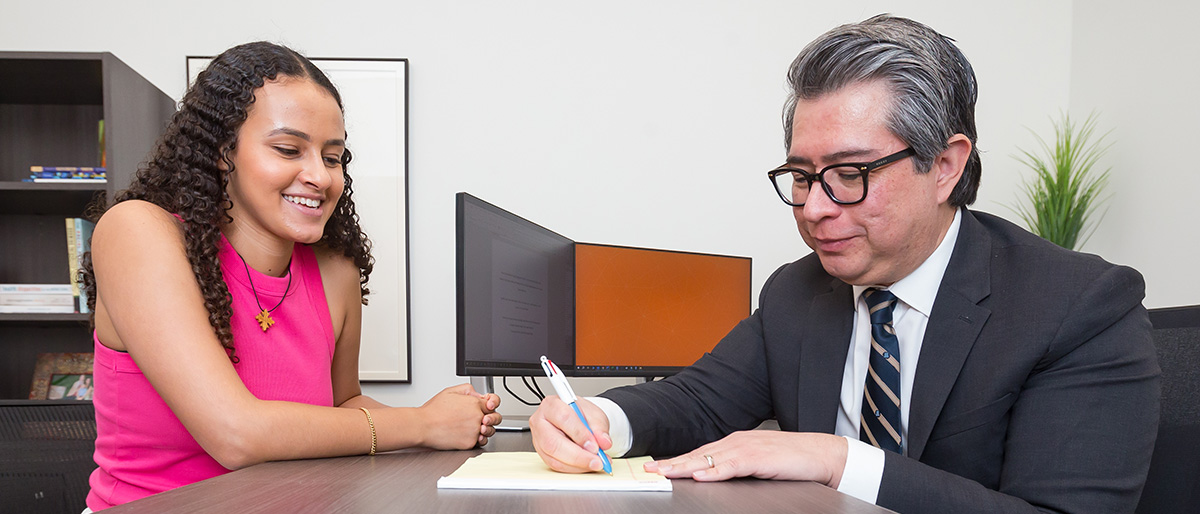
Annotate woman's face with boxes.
[223,77,347,246]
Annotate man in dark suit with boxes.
[530,14,1160,513]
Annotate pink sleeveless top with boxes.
[87,233,336,510]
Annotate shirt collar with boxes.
[852,208,962,316]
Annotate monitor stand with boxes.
[470,375,497,395]
[470,376,530,432]
[468,375,652,432]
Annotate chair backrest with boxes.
[0,400,96,514]
[1135,305,1200,514]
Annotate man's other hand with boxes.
[644,431,848,487]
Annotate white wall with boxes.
[1069,0,1200,309]
[3,1,1094,414]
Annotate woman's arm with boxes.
[66,380,82,398]
[315,245,502,449]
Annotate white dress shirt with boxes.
[835,208,960,501]
[593,208,962,505]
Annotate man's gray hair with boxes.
[783,14,981,206]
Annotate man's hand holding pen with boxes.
[530,396,614,474]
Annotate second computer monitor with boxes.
[573,243,751,377]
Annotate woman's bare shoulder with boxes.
[95,200,182,239]
[312,245,359,285]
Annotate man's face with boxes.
[787,80,959,286]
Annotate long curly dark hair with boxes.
[80,41,374,362]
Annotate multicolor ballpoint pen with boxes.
[540,355,613,475]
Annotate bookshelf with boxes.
[0,52,175,400]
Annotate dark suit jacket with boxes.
[601,209,1160,513]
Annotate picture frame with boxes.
[29,352,94,400]
[48,373,94,400]
[186,56,411,382]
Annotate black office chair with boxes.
[1135,305,1200,514]
[0,400,96,514]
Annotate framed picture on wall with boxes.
[29,352,94,399]
[186,55,411,382]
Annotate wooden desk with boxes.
[105,432,893,513]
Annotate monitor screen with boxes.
[456,193,575,376]
[456,193,752,379]
[573,243,752,377]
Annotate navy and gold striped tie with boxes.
[860,288,902,453]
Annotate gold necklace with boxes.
[237,252,292,332]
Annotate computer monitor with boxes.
[456,193,575,377]
[456,192,752,381]
[573,243,751,377]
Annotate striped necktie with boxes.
[860,288,903,453]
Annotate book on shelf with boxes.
[27,166,108,183]
[66,218,78,302]
[0,283,72,295]
[0,305,75,313]
[30,166,107,173]
[0,283,75,313]
[31,178,108,183]
[99,119,107,169]
[66,217,96,313]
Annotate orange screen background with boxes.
[574,244,751,368]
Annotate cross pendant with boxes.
[255,309,275,332]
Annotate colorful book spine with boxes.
[66,218,79,310]
[29,166,108,183]
[0,284,72,294]
[75,218,95,314]
[31,178,107,183]
[63,218,96,314]
[30,166,107,173]
[0,283,75,313]
[99,119,107,169]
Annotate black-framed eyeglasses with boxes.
[767,147,916,207]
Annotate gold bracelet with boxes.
[359,407,377,456]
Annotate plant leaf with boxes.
[1007,111,1111,250]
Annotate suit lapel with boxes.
[795,278,854,434]
[906,209,993,460]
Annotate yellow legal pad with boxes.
[436,452,672,492]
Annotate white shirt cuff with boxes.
[836,436,884,504]
[587,396,633,457]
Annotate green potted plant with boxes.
[1012,111,1112,251]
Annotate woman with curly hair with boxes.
[81,41,501,510]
